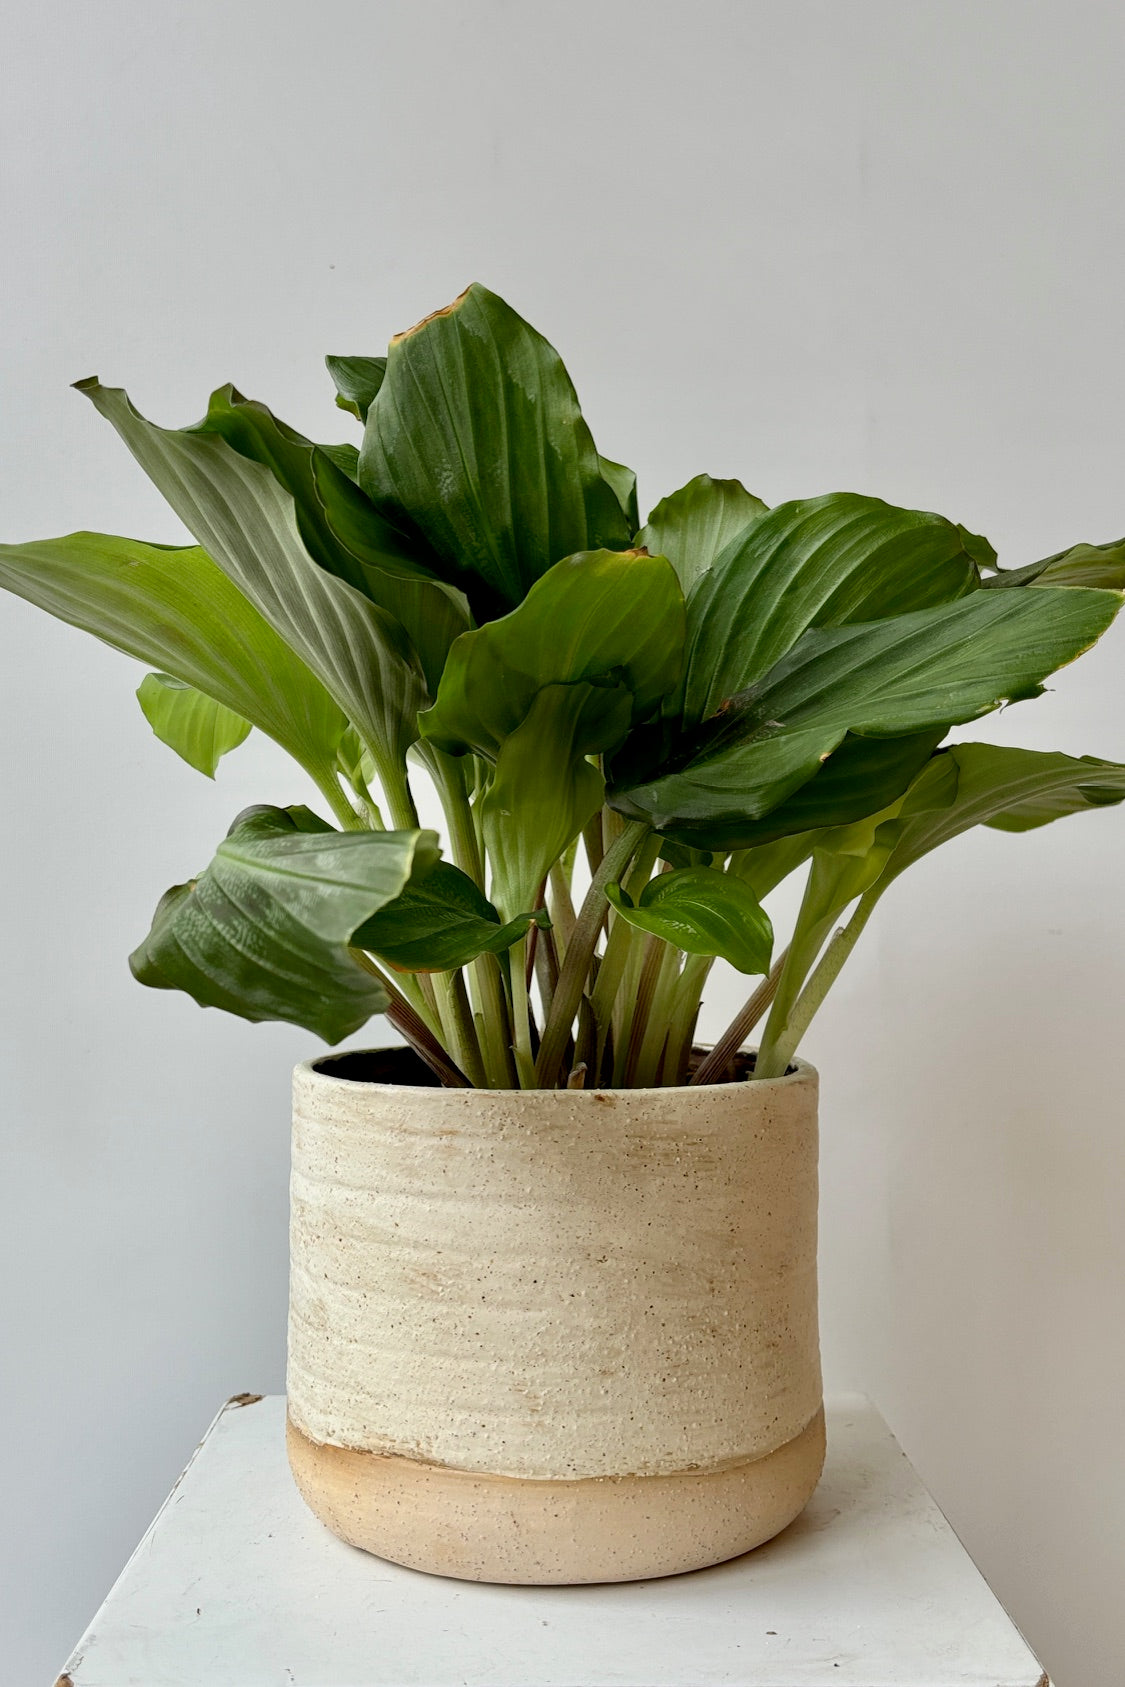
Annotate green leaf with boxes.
[610,585,1121,844]
[598,454,640,533]
[0,531,347,786]
[130,805,440,1042]
[703,729,946,851]
[607,868,773,974]
[358,283,632,612]
[480,684,619,919]
[877,743,1125,874]
[192,383,469,693]
[420,547,685,758]
[727,831,822,902]
[317,441,361,482]
[353,861,548,972]
[638,473,767,593]
[136,673,251,777]
[326,355,387,422]
[766,742,1125,1045]
[76,380,429,776]
[675,493,993,729]
[983,536,1125,591]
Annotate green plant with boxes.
[4,283,1124,1089]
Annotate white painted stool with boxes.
[55,1393,1047,1687]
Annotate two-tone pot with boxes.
[286,1046,824,1583]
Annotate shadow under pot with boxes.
[286,1045,824,1584]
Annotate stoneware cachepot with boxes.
[285,1046,824,1584]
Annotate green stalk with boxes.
[582,814,604,877]
[475,956,517,1088]
[622,934,667,1087]
[434,969,488,1089]
[664,952,713,1084]
[424,747,513,1084]
[315,767,365,831]
[692,948,788,1086]
[349,951,468,1087]
[429,747,485,889]
[547,862,577,952]
[373,753,420,832]
[754,890,881,1079]
[633,943,682,1088]
[611,921,648,1085]
[508,936,537,1087]
[535,819,650,1088]
[589,833,663,1043]
[338,750,385,829]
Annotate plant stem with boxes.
[611,920,648,1085]
[664,952,712,1084]
[423,745,515,1086]
[589,832,662,1045]
[437,969,488,1089]
[508,936,537,1087]
[349,951,469,1087]
[535,819,650,1088]
[374,754,420,832]
[632,942,682,1088]
[547,862,577,952]
[691,946,790,1086]
[754,890,880,1079]
[533,922,560,1021]
[316,768,365,831]
[430,748,485,889]
[582,814,604,877]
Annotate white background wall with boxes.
[3,3,1123,1682]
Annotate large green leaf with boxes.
[358,283,633,612]
[675,493,994,730]
[638,473,767,594]
[0,531,347,785]
[130,806,439,1042]
[326,355,387,422]
[697,729,945,851]
[876,743,1125,874]
[420,548,685,759]
[353,861,548,972]
[610,585,1122,844]
[983,536,1125,591]
[607,867,773,974]
[136,672,251,777]
[759,742,1125,1070]
[76,380,428,779]
[192,384,468,691]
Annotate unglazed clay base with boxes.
[286,1405,826,1584]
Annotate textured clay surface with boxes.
[287,1404,826,1583]
[287,1058,821,1482]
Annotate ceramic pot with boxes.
[286,1046,824,1584]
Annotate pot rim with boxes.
[298,1045,817,1099]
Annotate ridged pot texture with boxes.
[286,1048,824,1582]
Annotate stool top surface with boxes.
[57,1392,1045,1687]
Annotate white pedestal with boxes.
[55,1393,1047,1687]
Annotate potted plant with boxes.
[3,283,1123,1584]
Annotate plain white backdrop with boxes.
[2,3,1124,1682]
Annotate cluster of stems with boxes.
[318,745,859,1091]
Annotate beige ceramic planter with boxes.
[286,1047,824,1584]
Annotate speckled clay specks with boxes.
[286,1055,823,1580]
